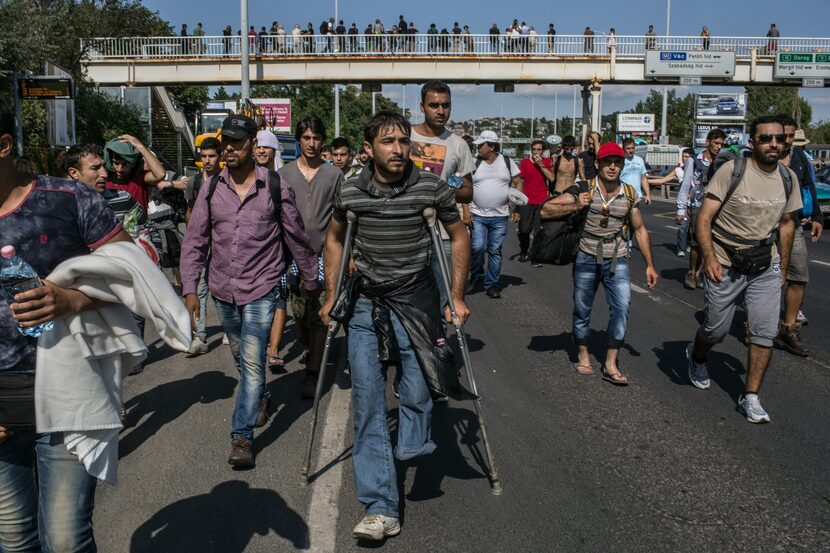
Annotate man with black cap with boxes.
[540,142,658,386]
[180,115,321,468]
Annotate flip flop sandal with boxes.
[575,363,594,376]
[268,355,286,369]
[600,365,629,386]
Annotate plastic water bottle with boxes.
[0,245,53,337]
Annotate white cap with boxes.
[256,130,280,150]
[472,130,500,145]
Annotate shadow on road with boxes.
[660,266,690,285]
[653,340,746,400]
[528,331,641,363]
[129,481,309,552]
[120,371,236,458]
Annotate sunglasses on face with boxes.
[756,134,786,144]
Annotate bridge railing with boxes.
[83,35,830,61]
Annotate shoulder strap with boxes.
[502,154,511,174]
[204,173,222,227]
[267,169,283,216]
[777,163,792,201]
[474,158,482,173]
[714,155,747,222]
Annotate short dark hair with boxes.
[562,135,576,148]
[200,137,221,153]
[295,115,326,142]
[364,111,412,144]
[682,148,695,156]
[321,144,331,153]
[64,144,103,172]
[330,137,352,152]
[776,114,797,128]
[706,128,726,141]
[0,99,15,148]
[622,137,635,147]
[749,115,783,139]
[420,80,451,103]
[531,139,546,149]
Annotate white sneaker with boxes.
[737,394,771,424]
[222,334,230,345]
[796,310,809,326]
[188,337,208,355]
[352,515,401,541]
[686,342,710,390]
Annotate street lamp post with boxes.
[530,96,535,141]
[492,104,504,148]
[240,0,250,101]
[334,0,340,136]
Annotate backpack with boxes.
[710,155,793,275]
[204,169,291,267]
[529,180,637,266]
[473,154,512,175]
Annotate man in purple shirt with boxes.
[180,115,320,468]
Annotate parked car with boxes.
[815,181,830,225]
[715,96,739,115]
[814,165,830,184]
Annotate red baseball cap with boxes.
[596,142,626,160]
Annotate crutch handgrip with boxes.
[423,207,437,228]
[346,210,357,224]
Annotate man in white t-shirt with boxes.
[462,131,523,298]
[410,80,476,308]
[620,137,651,203]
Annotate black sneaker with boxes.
[485,287,501,299]
[465,277,483,295]
[301,371,319,399]
[518,254,529,263]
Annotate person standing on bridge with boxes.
[583,26,595,55]
[279,116,343,399]
[766,23,780,55]
[685,116,800,423]
[540,142,659,385]
[320,111,471,542]
[645,25,657,50]
[180,115,321,468]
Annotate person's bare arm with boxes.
[539,190,589,220]
[11,230,133,327]
[629,207,658,288]
[319,217,347,326]
[511,174,524,193]
[648,171,678,185]
[641,173,652,204]
[777,211,796,287]
[453,173,473,203]
[695,195,723,282]
[119,134,165,186]
[534,157,555,181]
[443,219,471,324]
[577,157,586,181]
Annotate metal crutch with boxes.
[301,210,357,486]
[423,207,503,496]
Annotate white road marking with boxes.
[665,225,677,230]
[810,259,830,267]
[307,339,352,553]
[631,283,661,301]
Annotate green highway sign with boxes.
[775,52,830,79]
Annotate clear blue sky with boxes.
[140,0,830,123]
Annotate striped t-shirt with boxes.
[333,162,460,282]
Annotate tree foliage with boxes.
[250,84,401,149]
[629,89,695,147]
[745,87,811,129]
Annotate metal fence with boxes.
[83,35,830,61]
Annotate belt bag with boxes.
[718,240,772,276]
[0,373,36,428]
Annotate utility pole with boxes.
[334,0,340,136]
[660,0,671,144]
[554,88,558,135]
[240,0,250,102]
[530,97,535,140]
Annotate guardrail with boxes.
[83,35,830,61]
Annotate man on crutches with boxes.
[320,112,472,542]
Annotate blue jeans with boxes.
[194,268,209,342]
[572,251,631,349]
[0,429,97,553]
[348,298,436,517]
[213,286,285,441]
[676,216,690,253]
[470,214,509,290]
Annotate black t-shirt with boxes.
[579,150,597,180]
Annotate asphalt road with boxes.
[95,198,830,552]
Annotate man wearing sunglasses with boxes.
[686,115,801,424]
[540,142,658,386]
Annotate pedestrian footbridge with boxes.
[83,34,830,87]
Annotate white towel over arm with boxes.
[36,241,191,484]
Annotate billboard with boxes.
[251,98,291,132]
[617,113,655,133]
[695,93,747,121]
[694,124,747,149]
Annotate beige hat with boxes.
[793,129,810,147]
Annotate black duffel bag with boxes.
[529,181,590,265]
